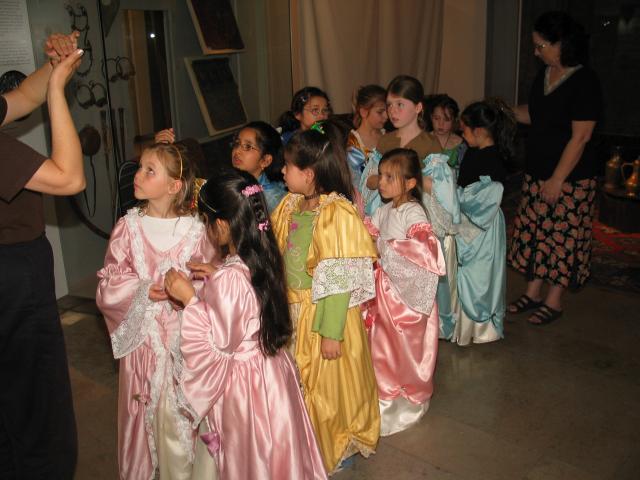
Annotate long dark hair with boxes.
[387,75,426,129]
[277,86,331,132]
[197,170,291,356]
[285,121,354,201]
[461,98,517,160]
[379,148,424,205]
[242,121,284,182]
[534,11,589,66]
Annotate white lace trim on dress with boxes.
[311,257,375,307]
[378,240,439,315]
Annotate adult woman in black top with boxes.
[507,11,603,325]
[0,33,84,478]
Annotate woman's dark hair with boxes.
[534,11,589,66]
[352,84,387,128]
[387,75,426,128]
[424,94,460,132]
[242,121,284,182]
[277,86,331,132]
[461,98,517,160]
[379,148,424,205]
[197,170,291,356]
[285,121,354,201]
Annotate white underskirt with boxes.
[191,420,219,480]
[451,305,501,346]
[379,396,430,436]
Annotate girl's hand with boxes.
[154,128,175,144]
[164,268,196,305]
[540,177,563,205]
[187,261,217,280]
[45,31,79,65]
[366,174,379,190]
[167,298,185,311]
[148,283,168,302]
[321,337,342,360]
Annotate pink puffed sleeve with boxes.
[189,229,216,265]
[177,265,253,423]
[187,230,217,297]
[377,223,446,315]
[96,218,157,358]
[389,223,446,276]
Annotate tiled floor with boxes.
[61,270,640,479]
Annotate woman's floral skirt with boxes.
[508,174,597,288]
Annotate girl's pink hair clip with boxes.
[241,184,264,197]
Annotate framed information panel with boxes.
[184,56,247,136]
[186,0,245,54]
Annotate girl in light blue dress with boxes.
[451,99,516,345]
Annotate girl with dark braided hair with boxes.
[164,170,327,480]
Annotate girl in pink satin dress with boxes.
[97,143,215,479]
[163,170,327,480]
[363,148,445,436]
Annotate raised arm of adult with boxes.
[24,49,86,196]
[1,31,78,126]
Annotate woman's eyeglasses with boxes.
[230,140,260,152]
[534,42,549,51]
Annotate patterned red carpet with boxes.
[589,219,640,294]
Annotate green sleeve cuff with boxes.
[312,292,350,340]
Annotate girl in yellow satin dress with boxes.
[271,121,380,474]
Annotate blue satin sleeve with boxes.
[347,146,367,188]
[457,176,504,230]
[423,153,460,224]
[359,149,382,216]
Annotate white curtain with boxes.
[291,0,444,113]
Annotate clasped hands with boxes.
[149,261,217,309]
[44,31,85,87]
[45,31,80,66]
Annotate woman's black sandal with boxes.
[528,304,563,325]
[507,294,542,314]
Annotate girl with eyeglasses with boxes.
[230,121,287,212]
[278,86,332,145]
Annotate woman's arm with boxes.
[23,49,86,195]
[540,120,596,204]
[513,104,530,125]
